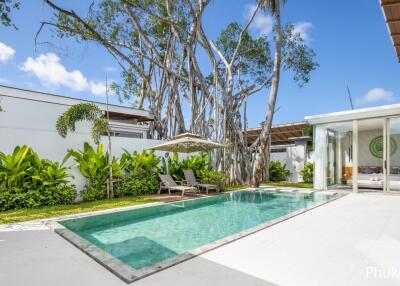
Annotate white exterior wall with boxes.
[0,92,163,191]
[287,141,307,182]
[313,125,327,190]
[270,140,308,183]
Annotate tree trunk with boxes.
[250,0,282,187]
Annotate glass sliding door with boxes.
[387,117,400,192]
[326,130,337,186]
[323,122,353,189]
[357,118,384,192]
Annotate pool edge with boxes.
[55,191,348,284]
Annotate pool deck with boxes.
[1,192,400,286]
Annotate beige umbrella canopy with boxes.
[150,133,227,153]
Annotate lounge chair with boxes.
[159,174,198,196]
[183,169,218,194]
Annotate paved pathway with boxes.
[1,193,400,286]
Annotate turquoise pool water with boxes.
[60,190,336,270]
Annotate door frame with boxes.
[385,117,400,193]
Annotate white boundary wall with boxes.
[0,91,164,191]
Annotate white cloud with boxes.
[293,21,313,43]
[103,66,117,72]
[0,78,12,85]
[21,53,107,96]
[245,4,273,36]
[0,42,15,63]
[357,88,395,105]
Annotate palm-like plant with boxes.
[0,145,30,188]
[120,150,161,175]
[32,162,73,187]
[65,142,121,188]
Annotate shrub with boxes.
[80,184,107,202]
[161,152,210,180]
[117,173,159,197]
[120,150,160,176]
[200,170,226,191]
[269,161,291,182]
[0,146,76,210]
[300,162,314,183]
[65,143,122,201]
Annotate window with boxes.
[109,131,143,138]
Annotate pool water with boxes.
[60,190,336,270]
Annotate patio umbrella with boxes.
[150,133,227,174]
[150,133,227,153]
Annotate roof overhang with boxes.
[0,85,154,122]
[381,0,400,60]
[305,103,400,125]
[246,121,308,146]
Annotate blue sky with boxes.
[0,0,399,128]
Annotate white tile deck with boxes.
[1,193,400,286]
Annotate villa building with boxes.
[306,104,400,192]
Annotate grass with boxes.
[0,197,157,225]
[261,181,313,188]
[224,181,313,192]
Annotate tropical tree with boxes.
[0,0,19,28]
[251,0,317,187]
[41,0,317,186]
[56,103,116,198]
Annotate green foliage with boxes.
[0,0,20,28]
[120,150,161,176]
[269,161,291,182]
[300,162,313,184]
[0,145,30,188]
[117,173,159,197]
[80,185,107,202]
[0,146,76,211]
[200,170,226,191]
[161,152,210,181]
[65,143,122,201]
[215,22,272,86]
[56,103,107,145]
[0,197,156,225]
[282,24,319,86]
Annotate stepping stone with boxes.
[297,190,315,194]
[278,189,297,193]
[317,190,337,195]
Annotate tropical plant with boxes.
[200,170,226,191]
[56,102,116,198]
[56,103,107,145]
[181,153,210,179]
[32,162,72,187]
[161,152,210,181]
[0,145,30,188]
[65,143,122,185]
[161,152,184,181]
[118,173,159,197]
[0,145,76,210]
[268,161,290,182]
[120,150,161,176]
[65,143,122,201]
[300,162,313,183]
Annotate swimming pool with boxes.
[57,189,340,282]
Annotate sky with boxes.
[0,0,399,128]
